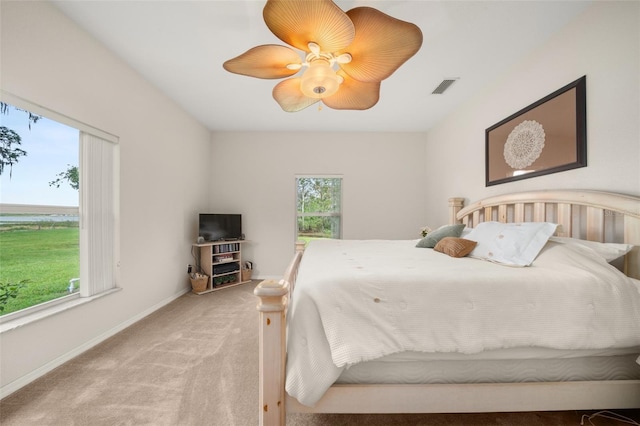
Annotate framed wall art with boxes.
[485,76,586,186]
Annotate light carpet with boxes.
[1,282,638,425]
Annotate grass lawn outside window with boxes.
[0,220,79,315]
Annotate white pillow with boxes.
[548,236,633,263]
[465,222,558,267]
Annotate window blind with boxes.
[79,132,118,296]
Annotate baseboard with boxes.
[253,275,281,281]
[0,287,190,399]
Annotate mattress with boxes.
[286,239,640,406]
[337,347,640,385]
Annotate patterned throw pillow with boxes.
[434,237,477,258]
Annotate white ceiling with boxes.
[52,0,592,133]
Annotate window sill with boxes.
[0,288,122,334]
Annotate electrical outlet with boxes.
[187,264,192,274]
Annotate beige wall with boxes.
[1,1,211,395]
[423,1,640,225]
[209,132,428,278]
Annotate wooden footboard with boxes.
[255,190,640,425]
[254,242,304,426]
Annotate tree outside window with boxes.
[296,176,342,242]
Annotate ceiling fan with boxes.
[223,0,423,112]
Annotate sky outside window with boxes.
[1,106,79,207]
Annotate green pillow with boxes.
[416,224,466,248]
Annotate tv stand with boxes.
[192,240,251,294]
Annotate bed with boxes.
[254,189,640,425]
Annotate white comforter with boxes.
[285,239,640,406]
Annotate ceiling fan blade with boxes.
[263,0,355,53]
[223,45,302,79]
[323,71,380,110]
[338,7,423,83]
[272,78,320,112]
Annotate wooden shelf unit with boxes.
[192,240,251,294]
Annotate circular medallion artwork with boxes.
[503,120,546,169]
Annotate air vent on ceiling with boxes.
[431,79,458,94]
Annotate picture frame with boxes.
[485,76,586,186]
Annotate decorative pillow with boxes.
[549,236,633,262]
[416,224,466,248]
[434,237,477,258]
[465,222,558,266]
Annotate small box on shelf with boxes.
[214,254,234,263]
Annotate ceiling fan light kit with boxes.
[223,0,423,112]
[300,59,342,98]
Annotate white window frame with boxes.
[295,174,343,240]
[0,91,120,328]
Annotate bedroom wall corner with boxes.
[423,1,640,225]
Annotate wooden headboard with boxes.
[448,190,640,279]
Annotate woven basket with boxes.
[190,275,208,293]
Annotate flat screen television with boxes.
[199,214,242,241]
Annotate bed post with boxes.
[624,216,640,279]
[449,197,464,225]
[254,279,288,426]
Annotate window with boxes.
[296,176,342,242]
[0,96,119,318]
